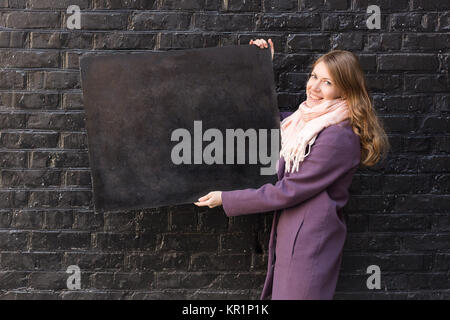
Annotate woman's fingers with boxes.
[194,200,209,206]
[249,38,268,48]
[198,193,211,202]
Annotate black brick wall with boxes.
[0,0,449,299]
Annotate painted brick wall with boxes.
[0,0,449,299]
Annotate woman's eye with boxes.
[326,81,332,86]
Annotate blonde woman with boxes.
[195,39,390,300]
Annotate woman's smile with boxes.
[308,91,323,101]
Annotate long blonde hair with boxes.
[310,50,390,167]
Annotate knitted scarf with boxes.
[279,98,350,173]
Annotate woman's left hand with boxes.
[194,191,223,208]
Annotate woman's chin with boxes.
[306,98,323,107]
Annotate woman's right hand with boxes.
[249,38,274,61]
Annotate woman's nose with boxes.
[311,81,321,92]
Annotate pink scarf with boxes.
[280,99,350,173]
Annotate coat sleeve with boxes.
[221,125,359,217]
[280,111,293,122]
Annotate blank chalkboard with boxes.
[80,45,280,212]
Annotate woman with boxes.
[194,39,390,300]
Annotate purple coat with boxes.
[221,111,361,300]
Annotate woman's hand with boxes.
[194,191,223,208]
[249,38,274,61]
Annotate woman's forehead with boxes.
[312,61,331,80]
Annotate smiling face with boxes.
[306,61,344,108]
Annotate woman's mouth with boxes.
[308,92,323,101]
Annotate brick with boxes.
[0,210,12,228]
[438,12,449,31]
[378,54,439,71]
[0,151,27,168]
[131,12,191,31]
[169,207,198,232]
[26,112,85,131]
[366,34,402,51]
[94,0,157,9]
[0,70,25,89]
[402,234,450,251]
[0,12,60,29]
[373,95,433,114]
[418,156,450,173]
[331,32,364,50]
[419,116,450,134]
[30,32,94,49]
[411,0,450,10]
[0,31,27,48]
[353,0,409,11]
[73,211,104,230]
[192,13,254,31]
[28,71,80,90]
[28,190,92,208]
[159,32,219,50]
[197,208,229,232]
[403,33,450,51]
[0,112,26,128]
[28,271,73,290]
[103,211,136,232]
[369,214,431,232]
[0,271,28,289]
[93,232,140,250]
[190,253,251,271]
[379,115,417,134]
[43,209,74,229]
[390,13,438,32]
[71,12,129,30]
[322,13,354,31]
[59,132,88,149]
[0,252,62,270]
[287,34,330,52]
[221,272,265,290]
[62,93,84,109]
[0,230,29,250]
[90,271,153,290]
[125,252,189,271]
[226,0,261,12]
[64,170,91,186]
[155,271,219,289]
[220,232,255,254]
[257,13,321,31]
[341,253,429,272]
[0,132,59,149]
[279,72,308,91]
[93,32,156,50]
[0,92,60,110]
[29,151,90,168]
[64,252,123,270]
[404,74,448,93]
[299,0,325,11]
[0,50,60,68]
[1,169,61,188]
[28,0,90,9]
[30,231,91,250]
[158,234,218,252]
